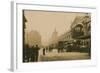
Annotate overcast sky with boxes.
[24,10,86,45]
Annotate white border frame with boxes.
[11,1,97,72]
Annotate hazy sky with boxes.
[24,10,86,45]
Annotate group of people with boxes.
[23,44,40,62]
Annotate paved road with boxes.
[38,49,90,61]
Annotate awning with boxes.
[76,34,90,39]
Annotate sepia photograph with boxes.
[22,10,91,63]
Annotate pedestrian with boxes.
[34,45,40,62]
[43,48,45,55]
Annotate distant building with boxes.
[25,30,41,47]
[49,29,58,48]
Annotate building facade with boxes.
[71,13,91,51]
[57,13,91,53]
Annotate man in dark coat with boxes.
[43,48,45,55]
[34,45,40,62]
